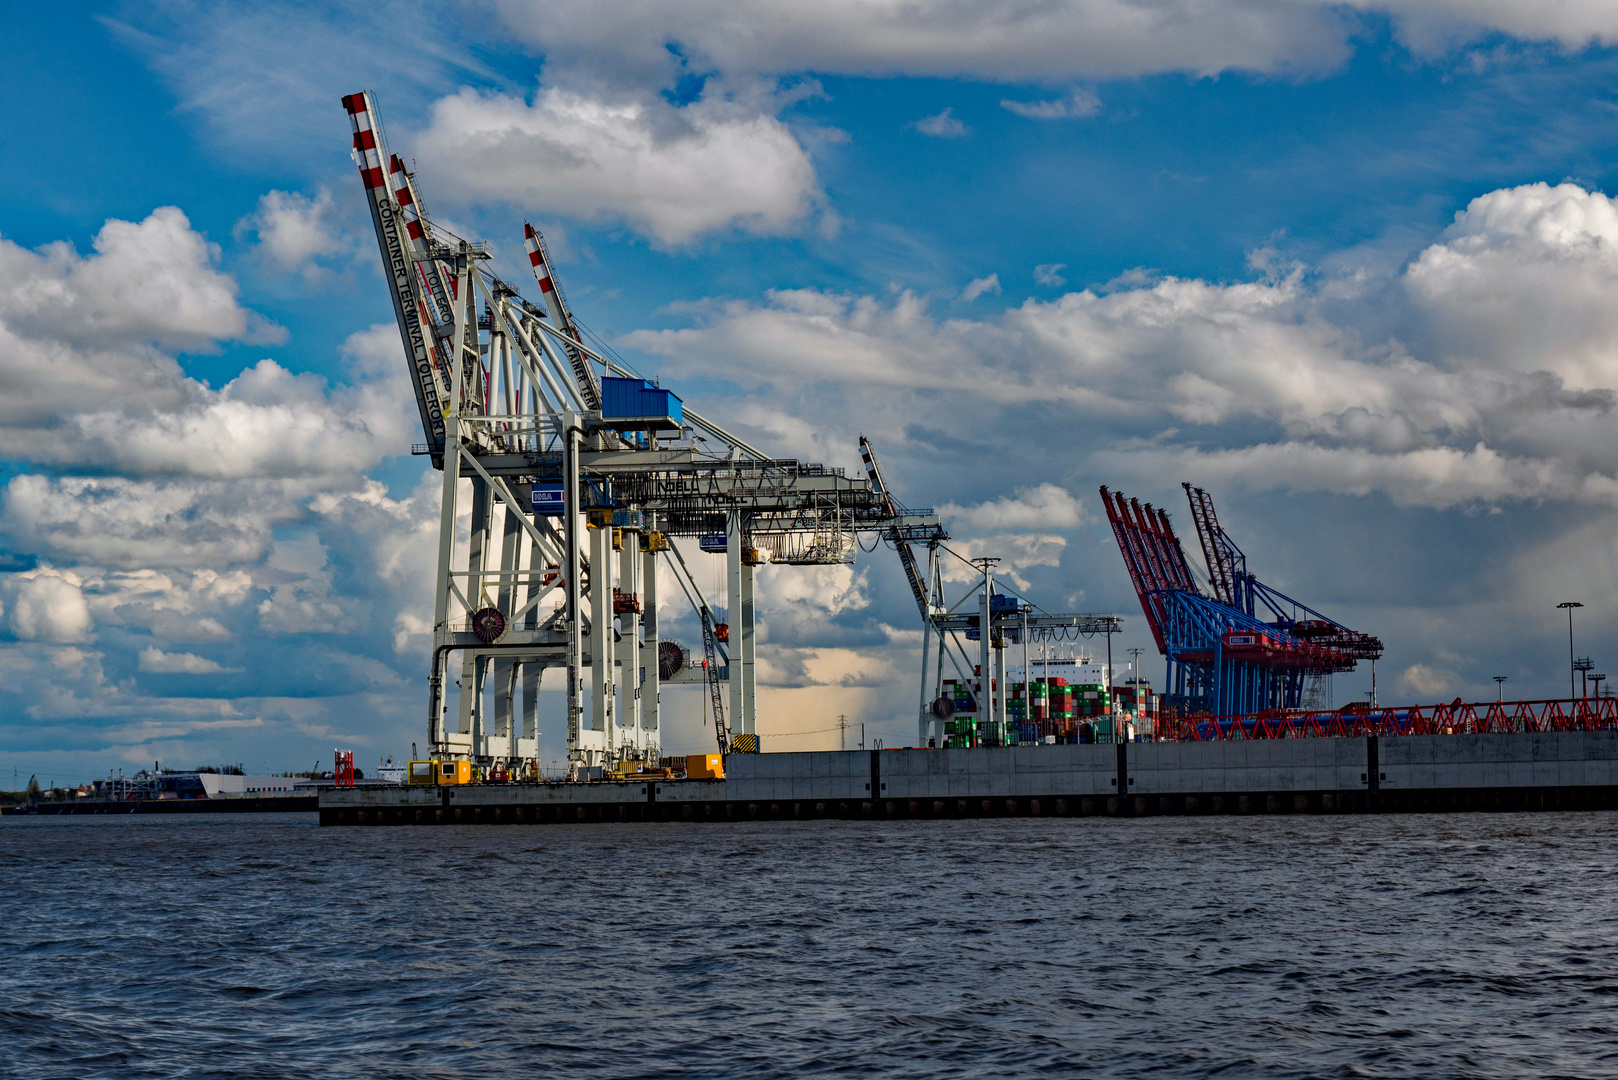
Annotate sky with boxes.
[4,1,1618,785]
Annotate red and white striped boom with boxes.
[523,221,600,410]
[342,91,448,458]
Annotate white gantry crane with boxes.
[857,436,1123,747]
[342,92,935,774]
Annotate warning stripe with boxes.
[523,222,555,292]
[389,156,426,241]
[342,94,385,189]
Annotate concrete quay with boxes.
[318,731,1618,825]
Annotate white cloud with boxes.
[1399,662,1458,699]
[961,274,1001,302]
[626,182,1618,515]
[942,484,1088,532]
[1351,0,1618,53]
[1000,89,1102,119]
[106,3,491,160]
[413,87,822,245]
[1034,263,1067,287]
[0,211,415,480]
[492,2,1618,92]
[138,647,238,674]
[937,535,1069,592]
[914,108,968,137]
[1101,441,1618,511]
[234,189,352,279]
[492,1,1357,84]
[0,206,272,357]
[1405,182,1618,391]
[9,569,93,643]
[2,475,302,569]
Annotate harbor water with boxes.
[3,812,1616,1079]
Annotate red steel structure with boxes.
[334,750,355,788]
[1101,484,1381,714]
[1170,697,1618,741]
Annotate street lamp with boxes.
[1493,675,1507,701]
[1593,673,1607,702]
[1558,602,1584,700]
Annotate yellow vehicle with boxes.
[686,754,724,780]
[408,759,472,785]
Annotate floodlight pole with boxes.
[1558,602,1583,700]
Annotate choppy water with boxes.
[3,811,1616,1079]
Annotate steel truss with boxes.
[344,91,925,773]
[1102,485,1382,718]
[856,438,1124,746]
[1169,696,1618,741]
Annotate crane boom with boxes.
[341,92,448,461]
[1183,483,1249,612]
[858,436,928,616]
[664,542,729,753]
[388,155,457,339]
[522,222,601,410]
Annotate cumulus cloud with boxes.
[626,182,1618,514]
[942,484,1088,532]
[413,87,823,245]
[1034,263,1068,287]
[8,569,93,643]
[1001,89,1102,119]
[0,207,448,772]
[0,208,277,447]
[116,0,1618,175]
[234,188,354,279]
[913,108,968,137]
[1399,661,1458,698]
[1405,182,1618,391]
[0,211,411,478]
[939,535,1069,592]
[138,647,238,674]
[960,274,1001,302]
[3,475,301,569]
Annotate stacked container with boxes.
[942,679,978,748]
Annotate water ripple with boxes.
[2,812,1617,1078]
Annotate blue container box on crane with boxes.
[600,376,683,430]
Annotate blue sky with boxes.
[4,1,1618,785]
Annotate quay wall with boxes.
[319,732,1618,825]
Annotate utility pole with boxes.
[1493,675,1506,701]
[1558,602,1583,700]
[1575,657,1594,699]
[837,713,848,751]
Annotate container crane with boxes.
[1100,484,1382,717]
[342,91,915,774]
[858,437,1121,746]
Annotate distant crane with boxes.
[859,436,1122,745]
[1100,484,1382,716]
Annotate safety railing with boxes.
[1169,697,1618,741]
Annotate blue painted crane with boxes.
[1101,485,1382,717]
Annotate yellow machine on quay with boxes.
[406,754,723,786]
